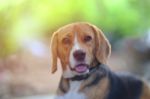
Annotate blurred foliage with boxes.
[0,0,150,56]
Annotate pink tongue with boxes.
[75,65,87,73]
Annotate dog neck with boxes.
[58,63,108,95]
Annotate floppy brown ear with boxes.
[50,32,58,74]
[91,25,111,64]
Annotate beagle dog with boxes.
[50,22,150,99]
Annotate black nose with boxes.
[73,50,86,61]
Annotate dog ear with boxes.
[91,25,111,64]
[50,32,58,74]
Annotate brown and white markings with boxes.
[50,22,150,99]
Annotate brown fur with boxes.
[57,70,109,99]
[79,77,109,99]
[50,22,150,99]
[50,22,111,74]
[141,82,150,99]
[57,77,69,95]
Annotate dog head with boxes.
[50,22,111,78]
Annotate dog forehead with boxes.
[57,23,94,40]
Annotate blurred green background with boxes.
[0,0,150,99]
[1,0,150,56]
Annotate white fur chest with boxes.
[55,81,86,99]
[69,81,81,92]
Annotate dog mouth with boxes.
[73,64,89,73]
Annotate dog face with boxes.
[50,22,111,78]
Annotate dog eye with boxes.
[62,38,71,45]
[84,35,92,42]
